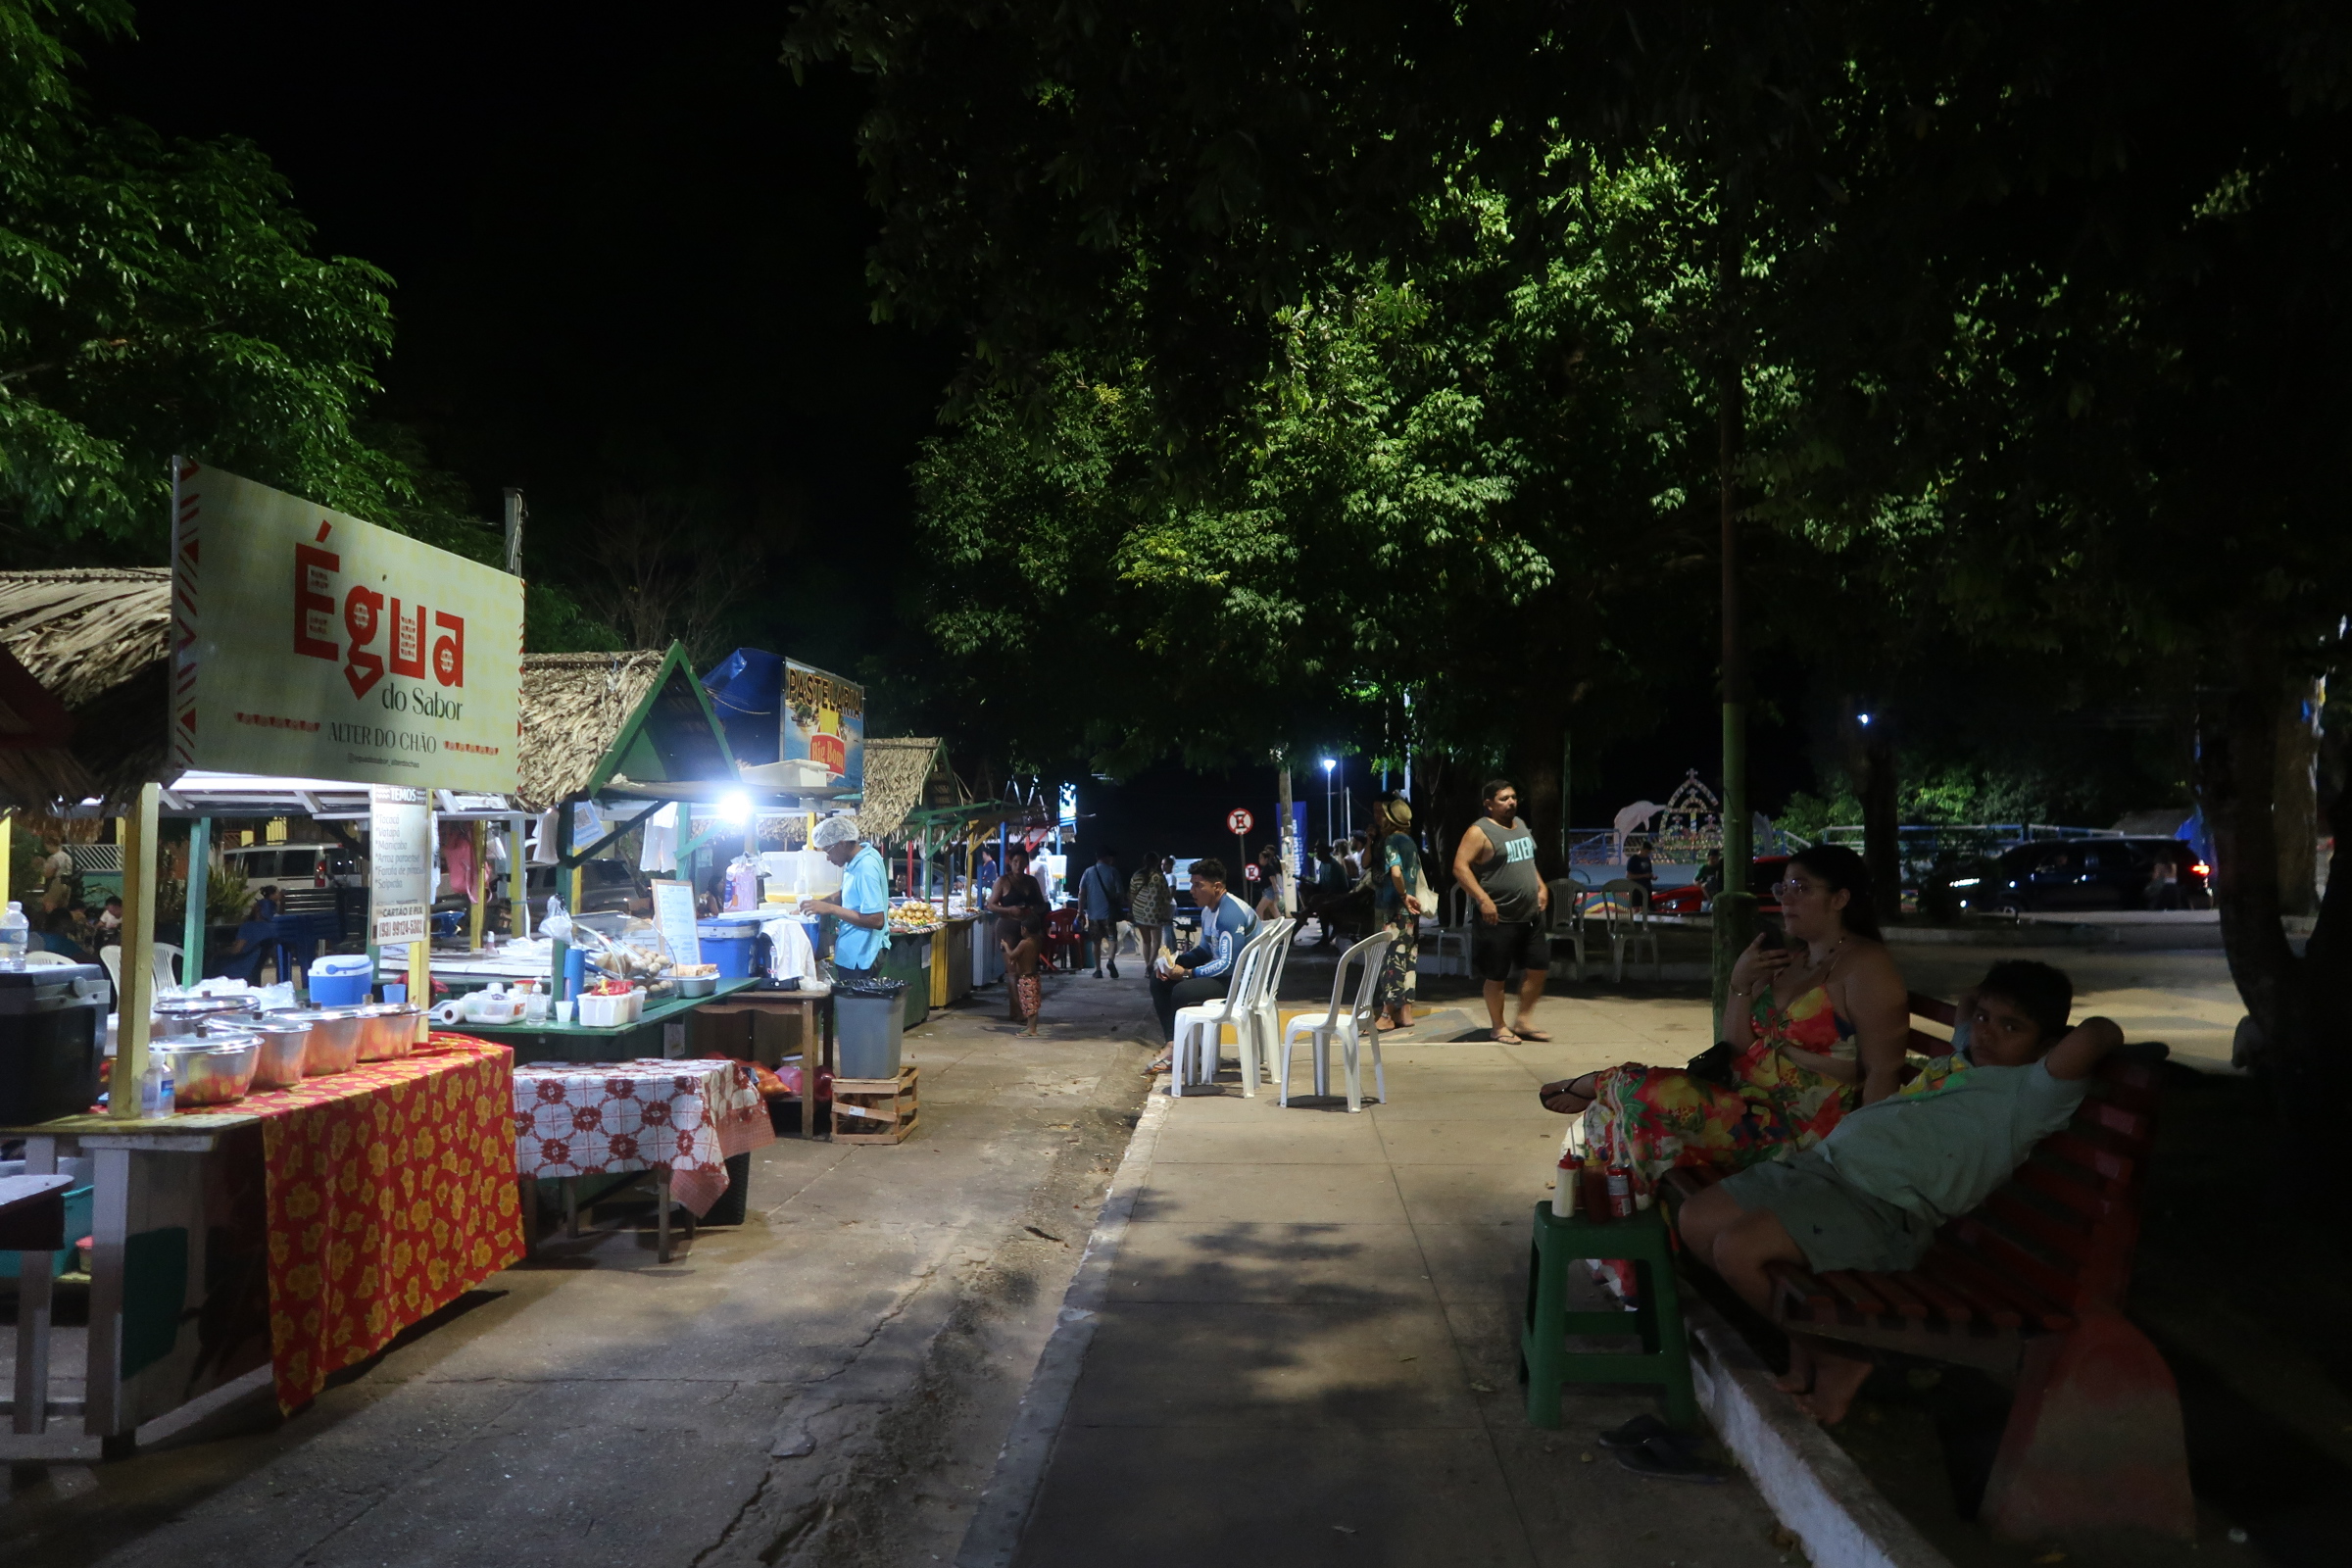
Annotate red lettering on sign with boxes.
[343,586,385,699]
[389,599,427,679]
[294,545,339,661]
[432,611,466,687]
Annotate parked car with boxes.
[221,841,363,889]
[1937,838,2210,915]
[1645,855,1791,916]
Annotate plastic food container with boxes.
[248,1016,315,1090]
[674,974,718,998]
[153,1035,260,1105]
[696,919,760,979]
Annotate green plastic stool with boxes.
[1519,1200,1697,1430]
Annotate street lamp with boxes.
[1322,758,1337,848]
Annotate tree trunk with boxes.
[2277,679,2321,917]
[1513,716,1569,882]
[1839,703,1903,922]
[2196,652,2351,1206]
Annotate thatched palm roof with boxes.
[517,651,667,809]
[0,569,172,808]
[858,736,946,839]
[516,648,737,810]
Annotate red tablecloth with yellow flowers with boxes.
[249,1035,522,1411]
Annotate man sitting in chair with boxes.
[1144,858,1258,1071]
[1676,960,2122,1424]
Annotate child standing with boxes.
[1001,915,1044,1035]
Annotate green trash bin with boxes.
[877,934,930,1029]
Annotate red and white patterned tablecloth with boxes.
[512,1058,774,1216]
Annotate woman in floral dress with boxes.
[1127,854,1172,971]
[1536,845,1912,1193]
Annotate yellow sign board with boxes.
[169,461,522,792]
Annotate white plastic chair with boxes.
[1599,880,1658,981]
[1547,877,1591,982]
[1237,917,1298,1092]
[99,943,183,1000]
[1278,929,1396,1112]
[23,950,73,967]
[1426,886,1472,977]
[1168,927,1278,1098]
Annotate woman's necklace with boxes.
[1772,933,1847,1002]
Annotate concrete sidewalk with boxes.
[1002,996,1795,1568]
[0,972,1159,1568]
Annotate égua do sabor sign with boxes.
[170,460,522,794]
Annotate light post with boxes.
[1322,758,1337,848]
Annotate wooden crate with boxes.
[832,1065,919,1144]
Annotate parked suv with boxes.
[1941,838,2210,914]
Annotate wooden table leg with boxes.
[657,1168,673,1264]
[564,1176,580,1239]
[12,1135,57,1436]
[800,1001,816,1141]
[518,1177,539,1257]
[820,997,835,1144]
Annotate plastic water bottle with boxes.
[140,1055,175,1118]
[0,901,26,969]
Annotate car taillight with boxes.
[2191,862,2210,878]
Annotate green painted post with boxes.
[1714,704,1756,1039]
[183,817,211,982]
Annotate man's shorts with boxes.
[1087,915,1119,940]
[1720,1150,1934,1274]
[1472,918,1549,983]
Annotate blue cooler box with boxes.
[696,917,762,979]
[310,954,373,1006]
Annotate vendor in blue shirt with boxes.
[805,814,890,977]
[1147,857,1259,1067]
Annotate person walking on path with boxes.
[1127,854,1172,971]
[1370,794,1424,1033]
[1077,847,1127,978]
[1451,778,1551,1043]
[1145,858,1258,1068]
[806,814,889,979]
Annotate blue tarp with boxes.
[701,647,783,765]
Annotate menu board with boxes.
[651,878,701,968]
[370,786,433,944]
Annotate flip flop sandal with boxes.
[1484,1028,1523,1044]
[1610,1434,1725,1484]
[1144,1055,1172,1075]
[1514,1026,1555,1042]
[1595,1414,1700,1453]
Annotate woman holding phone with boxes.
[1535,844,1911,1193]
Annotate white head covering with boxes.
[809,813,861,850]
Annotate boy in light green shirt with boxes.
[1679,960,2124,1424]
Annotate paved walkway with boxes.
[1006,995,1793,1568]
[1,975,1159,1568]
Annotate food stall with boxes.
[0,465,535,1454]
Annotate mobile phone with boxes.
[1756,919,1788,952]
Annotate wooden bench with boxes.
[1668,992,2194,1542]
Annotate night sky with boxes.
[81,1,958,684]
[72,3,1810,831]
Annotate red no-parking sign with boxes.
[1226,808,1254,835]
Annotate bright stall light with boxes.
[716,790,753,826]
